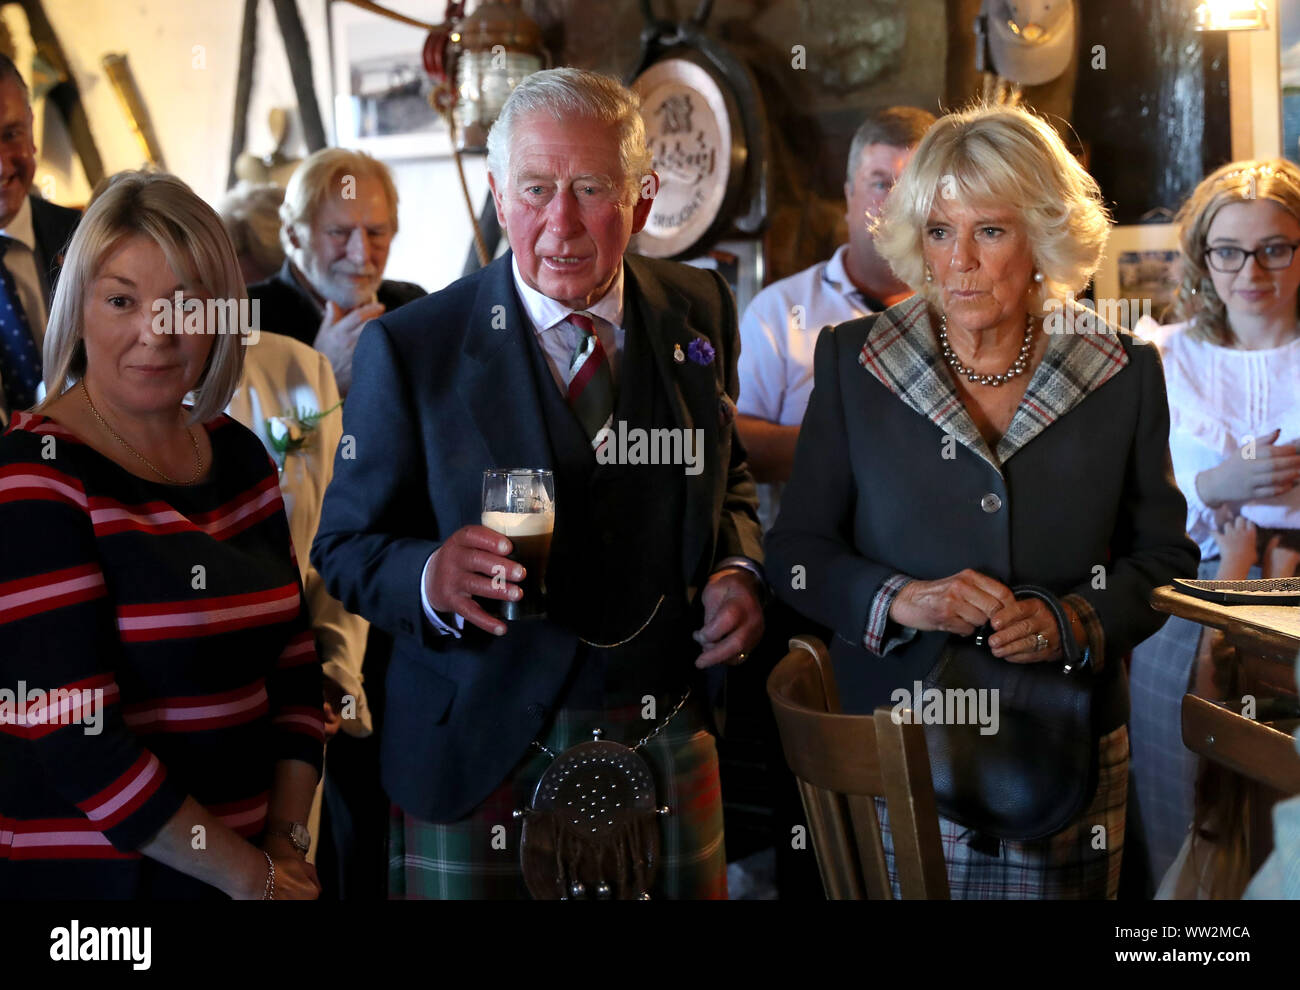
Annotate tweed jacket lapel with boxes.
[857,296,1130,471]
[857,296,997,467]
[997,300,1130,462]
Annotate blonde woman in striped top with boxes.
[0,171,324,899]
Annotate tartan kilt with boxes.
[388,702,727,900]
[1128,558,1228,883]
[875,725,1129,899]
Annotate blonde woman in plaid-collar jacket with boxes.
[767,103,1199,899]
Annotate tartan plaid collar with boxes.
[857,296,1130,470]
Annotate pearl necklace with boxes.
[81,381,203,485]
[938,314,1034,387]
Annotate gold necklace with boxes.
[80,381,203,485]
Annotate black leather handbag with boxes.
[920,585,1098,842]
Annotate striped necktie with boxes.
[0,237,40,414]
[565,311,614,448]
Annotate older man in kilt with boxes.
[313,67,765,899]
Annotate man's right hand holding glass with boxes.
[424,525,525,637]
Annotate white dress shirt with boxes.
[1,197,51,347]
[511,254,626,389]
[0,197,53,425]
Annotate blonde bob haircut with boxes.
[1172,159,1300,346]
[39,170,247,424]
[874,103,1111,309]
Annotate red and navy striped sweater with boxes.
[0,411,324,898]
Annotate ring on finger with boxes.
[1034,632,1049,652]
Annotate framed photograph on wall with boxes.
[329,0,451,159]
[1093,224,1182,329]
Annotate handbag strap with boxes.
[1007,584,1089,673]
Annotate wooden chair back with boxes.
[766,635,949,899]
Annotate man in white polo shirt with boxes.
[738,106,934,529]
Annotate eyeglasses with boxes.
[1204,241,1300,273]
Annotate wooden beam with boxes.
[270,0,326,153]
[227,0,259,190]
[16,0,104,187]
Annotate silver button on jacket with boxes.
[980,493,1002,513]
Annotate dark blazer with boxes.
[28,194,80,307]
[248,260,425,347]
[311,251,762,822]
[766,297,1200,730]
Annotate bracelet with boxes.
[261,850,275,901]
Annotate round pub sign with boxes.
[631,56,745,259]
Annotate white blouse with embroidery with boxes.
[1135,316,1300,559]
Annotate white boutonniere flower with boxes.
[265,401,341,471]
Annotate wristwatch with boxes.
[266,820,311,855]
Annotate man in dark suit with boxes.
[248,148,423,397]
[313,67,765,899]
[0,53,79,426]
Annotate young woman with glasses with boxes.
[1131,159,1300,896]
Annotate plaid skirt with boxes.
[388,703,727,900]
[876,725,1129,899]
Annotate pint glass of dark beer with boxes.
[481,469,555,620]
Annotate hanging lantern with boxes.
[448,0,544,153]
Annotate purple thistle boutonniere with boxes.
[687,338,715,366]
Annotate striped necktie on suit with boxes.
[565,311,614,448]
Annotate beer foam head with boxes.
[481,510,555,537]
